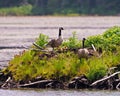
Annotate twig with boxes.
[116,82,120,90]
[91,44,96,52]
[33,42,44,50]
[1,77,11,88]
[91,44,99,57]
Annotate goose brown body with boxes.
[47,37,63,48]
[78,48,89,59]
[78,38,89,59]
[47,27,64,49]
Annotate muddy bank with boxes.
[0,72,120,90]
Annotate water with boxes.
[0,89,120,96]
[0,16,120,95]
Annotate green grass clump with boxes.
[103,26,120,39]
[103,26,120,45]
[86,26,120,51]
[0,5,32,16]
[85,35,104,48]
[86,56,107,82]
[35,33,49,48]
[62,32,81,49]
[7,50,81,81]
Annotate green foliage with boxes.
[8,50,34,81]
[0,1,120,15]
[103,26,120,45]
[86,35,104,48]
[86,57,107,82]
[47,52,80,80]
[7,51,81,81]
[86,50,120,82]
[62,32,81,49]
[103,26,120,38]
[35,33,49,48]
[0,5,32,16]
[86,26,120,51]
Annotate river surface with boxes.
[0,89,120,96]
[0,16,120,95]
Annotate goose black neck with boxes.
[82,38,86,48]
[59,29,62,37]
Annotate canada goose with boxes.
[47,27,64,50]
[78,38,89,59]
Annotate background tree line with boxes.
[0,0,120,15]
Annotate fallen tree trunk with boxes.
[91,71,120,87]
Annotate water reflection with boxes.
[0,89,120,96]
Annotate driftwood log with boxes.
[18,79,53,88]
[91,71,120,88]
[18,79,64,89]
